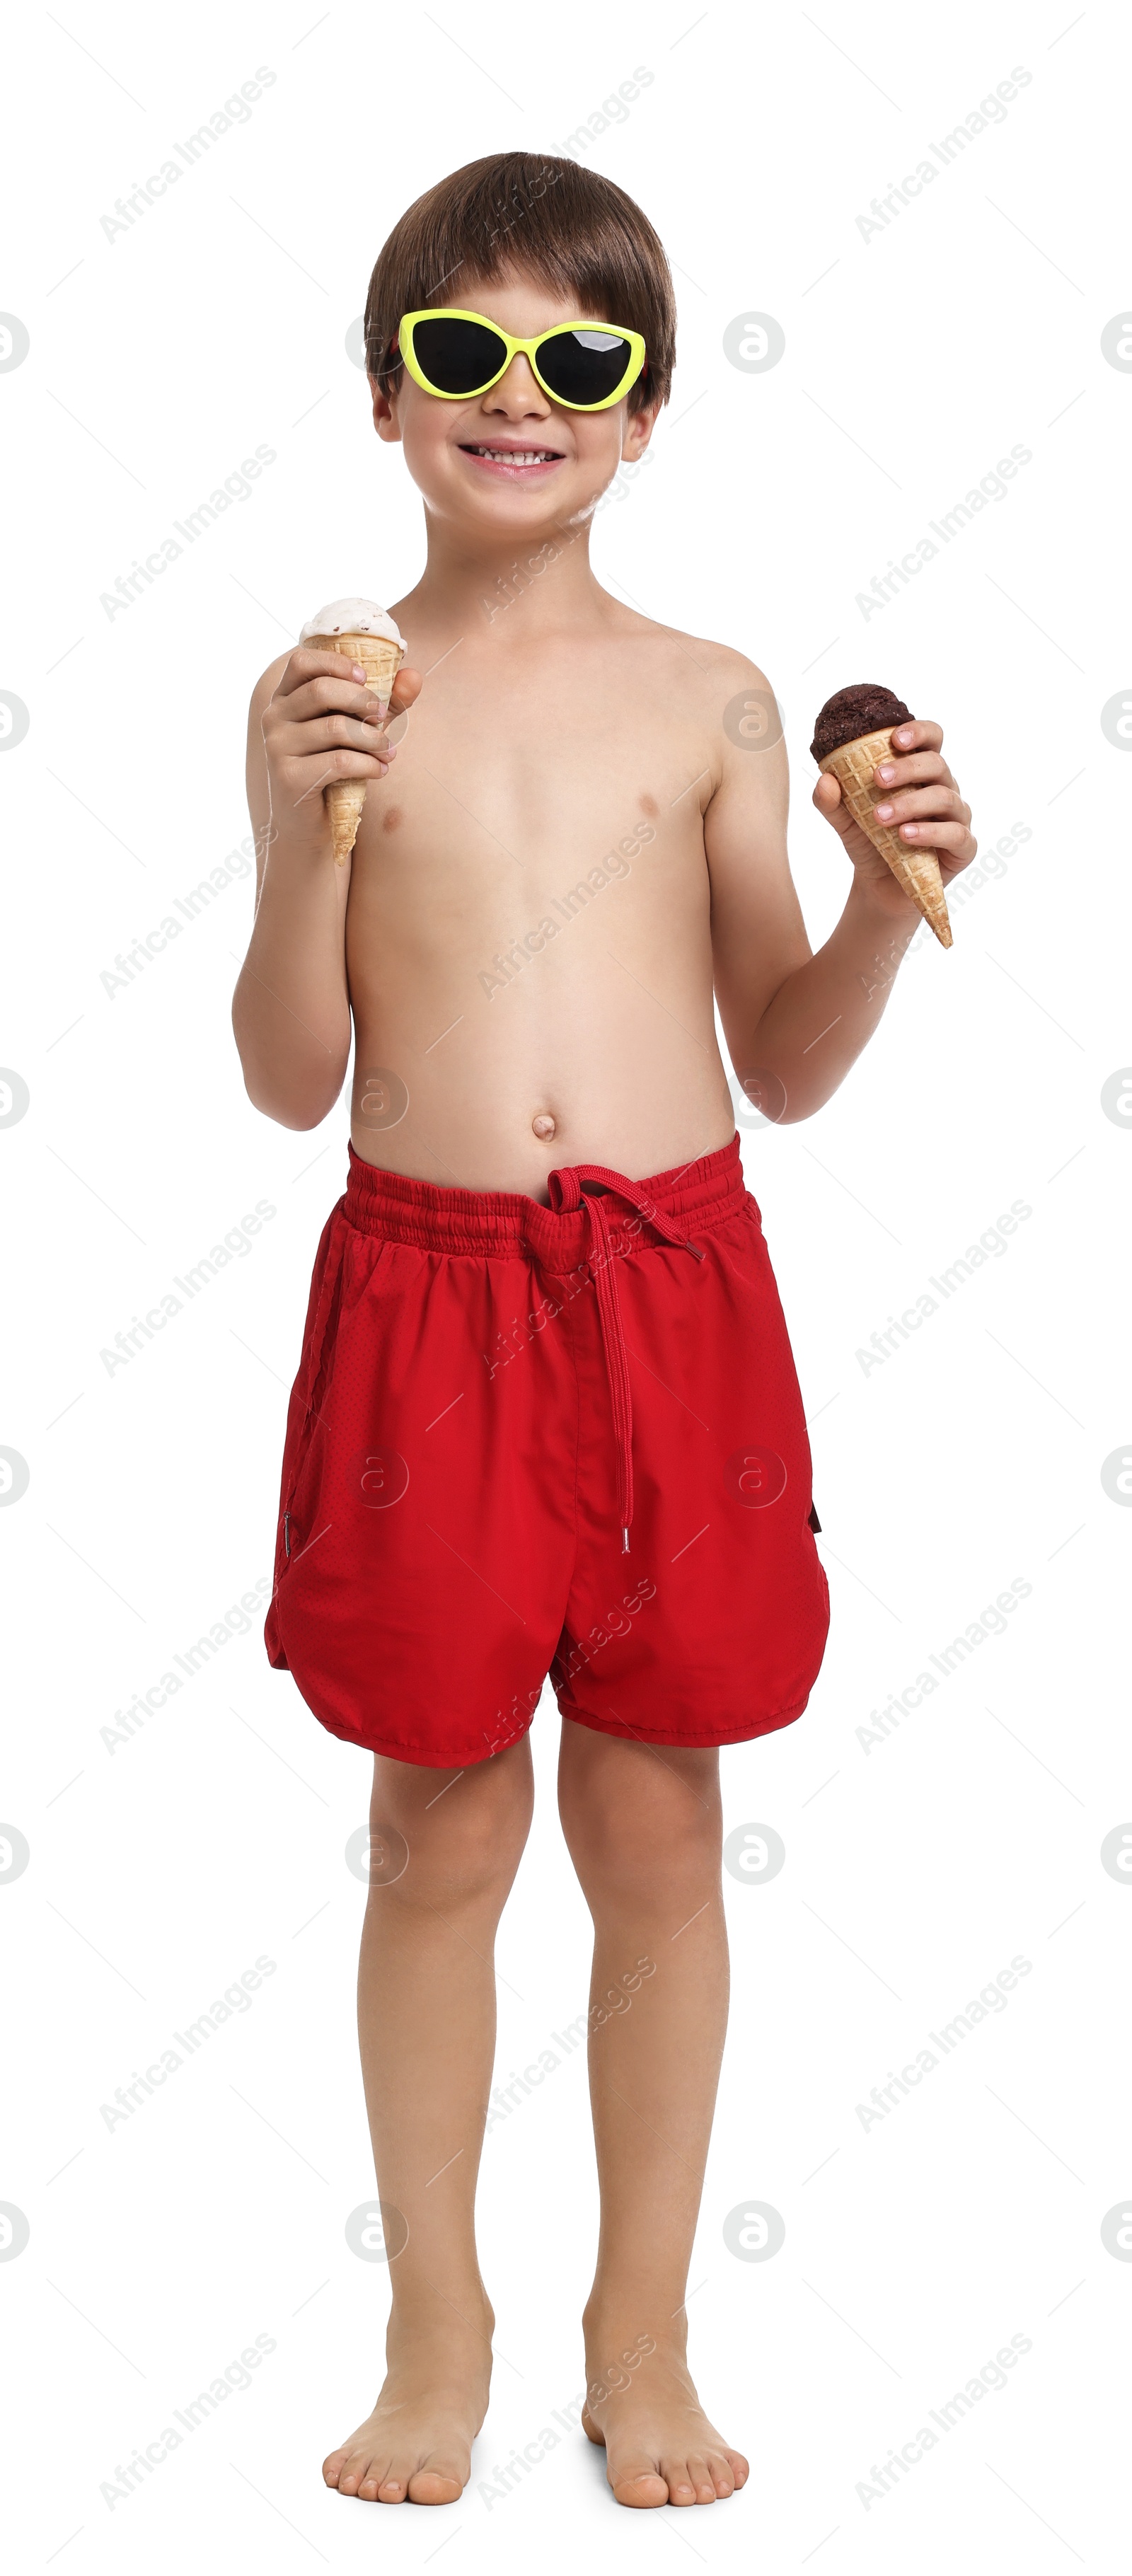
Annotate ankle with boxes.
[388,2281,495,2346]
[582,2297,686,2374]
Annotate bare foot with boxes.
[581,2329,749,2509]
[323,2302,493,2505]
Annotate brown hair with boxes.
[364,152,675,415]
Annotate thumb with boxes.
[812,770,850,832]
[388,664,423,717]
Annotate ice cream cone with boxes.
[819,727,953,948]
[305,630,405,865]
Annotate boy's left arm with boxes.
[705,665,976,1122]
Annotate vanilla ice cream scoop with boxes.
[299,597,407,864]
[299,596,403,647]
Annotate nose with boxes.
[484,354,553,418]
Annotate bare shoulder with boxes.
[686,634,778,729]
[656,622,770,679]
[611,604,777,715]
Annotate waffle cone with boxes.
[819,727,952,948]
[306,630,405,865]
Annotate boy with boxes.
[233,151,976,2512]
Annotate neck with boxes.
[400,495,616,646]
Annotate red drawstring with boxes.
[546,1165,703,1550]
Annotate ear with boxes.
[620,400,659,463]
[369,374,403,447]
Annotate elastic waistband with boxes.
[342,1132,748,1269]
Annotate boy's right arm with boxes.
[231,647,415,1129]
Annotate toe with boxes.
[685,2452,717,2502]
[405,2460,465,2506]
[609,2454,670,2509]
[374,2473,408,2502]
[706,2450,734,2499]
[359,2456,400,2500]
[725,2446,750,2490]
[659,2454,698,2505]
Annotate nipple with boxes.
[532,1112,556,1140]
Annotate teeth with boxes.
[469,446,558,463]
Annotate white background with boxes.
[2,1,1129,2567]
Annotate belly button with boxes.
[532,1112,556,1140]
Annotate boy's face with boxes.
[371,268,658,536]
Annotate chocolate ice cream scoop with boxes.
[809,683,913,764]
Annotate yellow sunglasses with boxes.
[395,308,647,412]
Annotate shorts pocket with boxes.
[273,1217,386,1581]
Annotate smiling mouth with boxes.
[458,444,565,469]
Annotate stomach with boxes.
[346,923,737,1198]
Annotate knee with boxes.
[560,1746,720,1908]
[373,1743,533,1912]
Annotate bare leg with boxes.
[557,1721,748,2509]
[323,1733,533,2505]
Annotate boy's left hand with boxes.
[813,717,977,908]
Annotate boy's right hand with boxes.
[262,649,422,855]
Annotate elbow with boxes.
[248,1094,330,1133]
[238,1070,345,1131]
[231,1005,347,1129]
[233,1046,347,1132]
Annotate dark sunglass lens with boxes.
[412,317,508,393]
[538,328,632,404]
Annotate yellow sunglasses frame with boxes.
[395,308,647,412]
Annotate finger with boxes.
[894,817,976,860]
[286,747,390,810]
[271,672,392,729]
[887,717,943,756]
[279,711,392,759]
[388,663,423,717]
[275,647,378,700]
[872,785,965,827]
[872,751,951,792]
[813,773,859,841]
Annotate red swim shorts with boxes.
[265,1132,829,1765]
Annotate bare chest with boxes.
[347,664,714,954]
